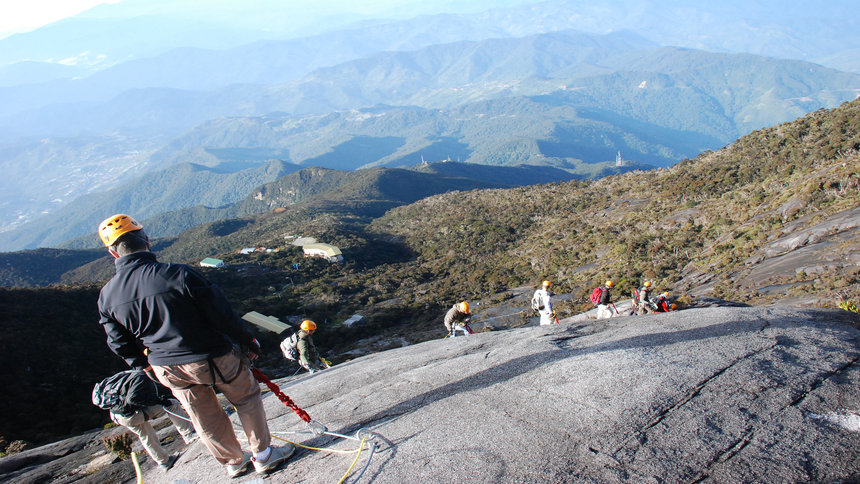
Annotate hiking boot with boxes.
[252,444,295,474]
[160,454,179,471]
[226,453,251,478]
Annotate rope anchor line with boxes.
[252,367,312,423]
[251,367,380,483]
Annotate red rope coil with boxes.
[251,368,311,423]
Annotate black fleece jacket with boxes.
[98,251,254,369]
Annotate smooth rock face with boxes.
[4,307,859,483]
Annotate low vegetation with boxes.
[102,433,133,461]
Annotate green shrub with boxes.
[102,433,133,460]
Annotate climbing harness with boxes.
[445,323,474,337]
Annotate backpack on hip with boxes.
[92,370,154,415]
[280,332,300,361]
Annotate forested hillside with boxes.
[370,100,860,307]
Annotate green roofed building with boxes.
[199,257,225,268]
[302,243,343,263]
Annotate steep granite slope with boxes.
[2,306,857,483]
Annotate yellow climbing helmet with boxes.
[98,214,143,247]
[644,281,652,287]
[542,280,551,288]
[459,301,470,314]
[301,320,317,332]
[605,280,614,288]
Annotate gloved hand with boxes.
[244,338,262,361]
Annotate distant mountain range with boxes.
[3,0,857,84]
[1,0,859,243]
[2,36,857,244]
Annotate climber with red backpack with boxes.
[590,280,616,319]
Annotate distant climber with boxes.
[444,302,474,337]
[296,320,329,373]
[532,280,557,325]
[92,369,196,471]
[593,280,616,319]
[653,292,675,313]
[96,214,293,478]
[634,281,655,315]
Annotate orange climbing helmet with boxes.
[301,320,317,332]
[98,214,143,247]
[459,302,470,314]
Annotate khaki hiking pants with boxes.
[153,349,271,466]
[538,309,555,325]
[596,304,615,319]
[111,401,195,465]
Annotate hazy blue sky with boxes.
[0,0,533,40]
[0,0,118,38]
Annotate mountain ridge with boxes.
[47,163,579,254]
